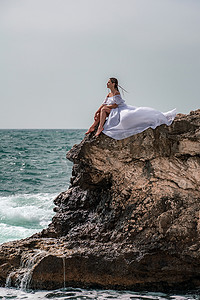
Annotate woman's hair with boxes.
[110,77,128,94]
[110,77,119,91]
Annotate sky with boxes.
[0,0,199,129]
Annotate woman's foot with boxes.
[85,127,95,134]
[95,126,104,137]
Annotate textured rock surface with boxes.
[0,109,200,291]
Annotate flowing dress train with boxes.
[102,94,176,140]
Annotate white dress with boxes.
[102,94,176,140]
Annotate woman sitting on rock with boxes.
[86,77,176,140]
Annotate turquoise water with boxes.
[0,129,199,299]
[0,129,84,244]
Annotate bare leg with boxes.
[85,115,100,134]
[95,108,110,136]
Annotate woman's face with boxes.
[107,79,114,89]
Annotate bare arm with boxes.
[106,104,118,109]
[96,103,118,113]
[94,104,118,120]
[96,104,105,113]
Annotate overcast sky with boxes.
[0,0,199,129]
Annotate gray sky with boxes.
[0,0,199,129]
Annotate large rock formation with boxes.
[0,109,200,291]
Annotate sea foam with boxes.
[0,193,56,244]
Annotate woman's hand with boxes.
[94,105,105,120]
[94,104,118,120]
[94,111,99,120]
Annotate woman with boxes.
[86,78,176,140]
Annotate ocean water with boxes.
[0,129,84,244]
[0,129,199,300]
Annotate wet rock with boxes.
[0,109,200,291]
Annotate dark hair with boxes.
[110,77,119,91]
[110,77,128,94]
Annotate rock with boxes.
[0,109,200,292]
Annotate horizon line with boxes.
[0,128,87,130]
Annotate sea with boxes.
[0,129,199,300]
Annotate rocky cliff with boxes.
[0,109,200,291]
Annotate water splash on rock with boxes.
[19,250,47,290]
[5,250,47,290]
